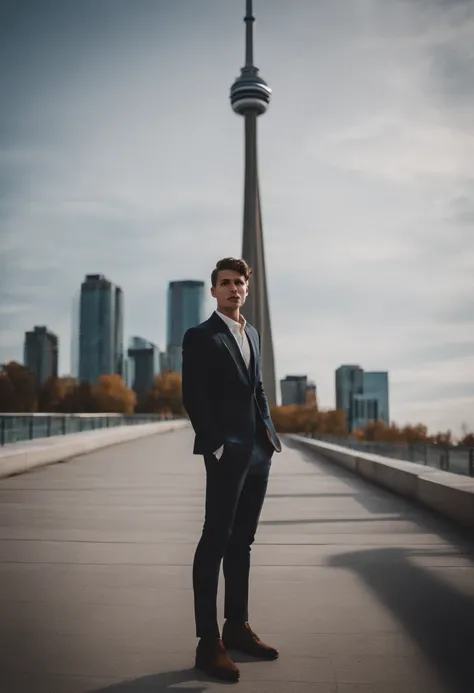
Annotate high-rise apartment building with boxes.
[167,280,204,372]
[127,337,160,403]
[281,375,309,406]
[24,326,58,385]
[335,365,389,431]
[335,365,364,429]
[78,274,123,384]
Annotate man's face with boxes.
[211,270,248,311]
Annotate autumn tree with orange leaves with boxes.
[0,360,471,446]
[38,376,76,412]
[270,405,348,437]
[142,372,184,416]
[92,375,137,414]
[0,362,37,413]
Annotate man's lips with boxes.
[228,296,240,301]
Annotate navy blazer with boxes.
[182,311,282,456]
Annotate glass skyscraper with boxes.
[362,371,389,424]
[280,375,309,406]
[335,365,389,432]
[166,280,204,372]
[127,336,160,403]
[78,274,124,384]
[335,365,364,431]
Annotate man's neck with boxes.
[217,307,241,323]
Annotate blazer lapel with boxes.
[245,325,258,385]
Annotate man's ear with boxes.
[210,286,216,298]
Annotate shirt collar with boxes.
[215,310,246,334]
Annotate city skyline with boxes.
[0,1,473,433]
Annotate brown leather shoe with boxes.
[195,637,240,682]
[222,621,279,660]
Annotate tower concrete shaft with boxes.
[230,0,276,407]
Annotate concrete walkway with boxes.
[0,429,473,693]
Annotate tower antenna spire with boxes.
[244,0,254,67]
[229,0,276,407]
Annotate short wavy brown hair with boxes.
[211,257,252,287]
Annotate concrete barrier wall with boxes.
[289,435,474,529]
[0,420,190,480]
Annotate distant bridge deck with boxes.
[1,429,473,693]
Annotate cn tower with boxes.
[230,0,276,407]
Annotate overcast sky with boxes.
[0,0,473,433]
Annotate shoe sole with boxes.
[222,642,279,660]
[194,662,240,682]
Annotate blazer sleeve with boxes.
[182,327,223,452]
[255,330,271,420]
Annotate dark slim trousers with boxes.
[193,427,273,638]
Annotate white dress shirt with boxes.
[215,310,251,369]
[213,310,251,459]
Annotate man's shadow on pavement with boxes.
[88,666,241,692]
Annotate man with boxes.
[182,257,282,682]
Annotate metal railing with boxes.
[302,433,474,478]
[0,413,181,447]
